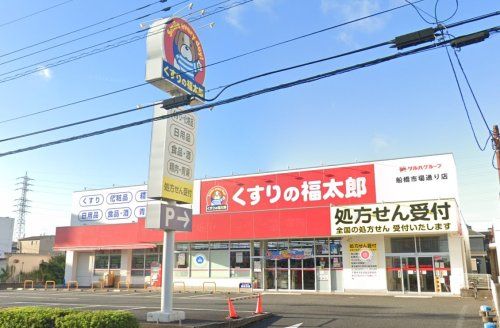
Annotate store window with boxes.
[191,242,209,278]
[388,237,416,253]
[211,242,229,278]
[386,236,449,254]
[330,239,343,269]
[253,241,262,256]
[174,243,189,277]
[231,241,250,278]
[94,250,121,274]
[418,236,448,253]
[130,247,162,278]
[132,250,146,276]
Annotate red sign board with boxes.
[201,164,376,215]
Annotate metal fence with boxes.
[468,273,492,290]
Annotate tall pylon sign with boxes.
[144,14,205,323]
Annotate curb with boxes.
[139,313,272,328]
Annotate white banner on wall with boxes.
[331,198,458,236]
[374,154,459,203]
[71,185,148,226]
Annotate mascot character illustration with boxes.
[210,190,225,206]
[173,30,202,80]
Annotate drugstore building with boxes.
[55,153,471,294]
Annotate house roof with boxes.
[18,235,55,241]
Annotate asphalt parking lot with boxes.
[0,289,490,327]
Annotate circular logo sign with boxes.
[194,254,206,266]
[359,248,373,261]
[206,186,228,212]
[163,18,206,85]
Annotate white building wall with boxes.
[120,250,132,283]
[173,277,251,290]
[449,234,467,294]
[341,235,387,292]
[64,251,77,284]
[0,217,14,259]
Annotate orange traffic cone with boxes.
[254,293,264,314]
[227,298,239,319]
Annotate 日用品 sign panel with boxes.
[70,185,148,226]
[147,105,196,204]
[331,199,459,236]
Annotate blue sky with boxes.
[0,0,498,237]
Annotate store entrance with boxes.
[386,256,437,293]
[265,258,316,291]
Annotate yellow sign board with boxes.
[349,243,377,252]
[162,176,193,204]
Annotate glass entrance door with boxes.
[386,256,403,292]
[402,257,418,292]
[277,259,289,289]
[387,256,423,293]
[290,258,315,290]
[418,257,435,292]
[265,259,276,290]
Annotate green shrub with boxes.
[0,307,74,328]
[0,307,138,328]
[55,310,138,328]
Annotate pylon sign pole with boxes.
[161,229,175,314]
[144,16,206,323]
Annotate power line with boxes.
[0,5,492,110]
[0,83,148,124]
[404,0,458,25]
[0,39,391,143]
[0,1,471,124]
[0,0,75,29]
[0,101,160,143]
[406,3,495,153]
[0,0,253,84]
[0,5,174,68]
[443,45,491,151]
[202,40,391,102]
[0,0,232,76]
[0,0,166,58]
[1,26,497,158]
[451,49,492,137]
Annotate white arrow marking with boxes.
[285,324,303,328]
[178,211,190,228]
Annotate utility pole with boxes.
[494,125,500,184]
[14,172,33,240]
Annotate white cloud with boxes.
[337,31,359,47]
[320,0,386,33]
[37,67,52,80]
[371,135,390,153]
[225,0,278,30]
[225,6,245,30]
[254,0,275,13]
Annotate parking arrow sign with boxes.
[178,211,190,228]
[146,201,192,231]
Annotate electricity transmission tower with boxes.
[14,172,33,240]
